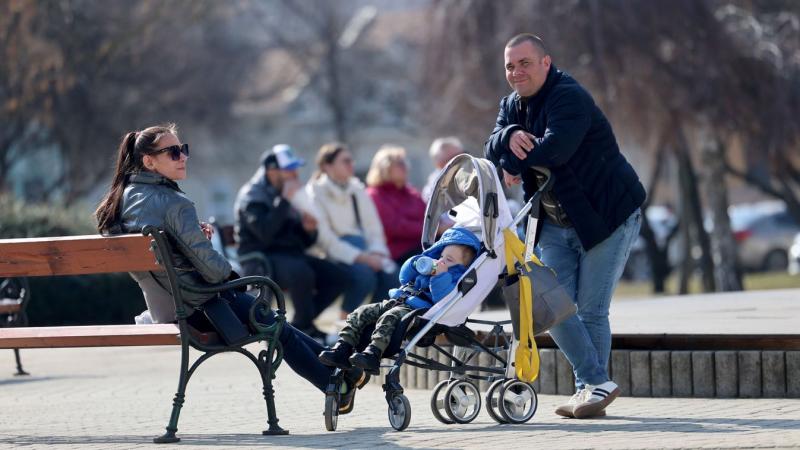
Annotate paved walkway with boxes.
[472,288,800,335]
[4,344,800,449]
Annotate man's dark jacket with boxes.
[485,64,646,251]
[234,167,317,256]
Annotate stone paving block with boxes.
[671,351,693,397]
[478,349,491,392]
[399,356,408,387]
[538,348,557,394]
[788,351,800,398]
[630,351,651,397]
[762,351,786,398]
[416,346,429,390]
[555,349,574,395]
[651,351,671,397]
[438,345,452,383]
[691,351,715,398]
[714,351,738,398]
[612,350,631,396]
[426,347,440,389]
[738,351,762,398]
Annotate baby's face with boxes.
[437,245,467,271]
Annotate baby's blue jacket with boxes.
[390,227,481,309]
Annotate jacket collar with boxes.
[315,174,363,196]
[127,170,183,193]
[514,64,562,111]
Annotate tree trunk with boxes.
[675,128,716,293]
[700,136,743,291]
[639,139,672,293]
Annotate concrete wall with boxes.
[369,346,800,399]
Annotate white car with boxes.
[789,233,800,275]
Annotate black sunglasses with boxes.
[153,143,190,161]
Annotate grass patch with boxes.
[616,272,800,298]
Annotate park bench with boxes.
[0,276,31,375]
[0,228,290,443]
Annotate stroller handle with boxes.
[511,166,553,229]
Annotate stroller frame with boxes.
[323,155,552,431]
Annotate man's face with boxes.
[435,144,464,169]
[504,41,551,98]
[265,167,297,190]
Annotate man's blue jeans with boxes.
[536,209,642,390]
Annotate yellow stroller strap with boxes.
[503,228,540,382]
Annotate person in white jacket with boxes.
[304,143,397,320]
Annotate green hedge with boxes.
[1,195,146,325]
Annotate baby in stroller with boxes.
[319,227,481,374]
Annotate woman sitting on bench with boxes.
[94,123,367,414]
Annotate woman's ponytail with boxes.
[94,131,139,233]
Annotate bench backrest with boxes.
[0,234,161,278]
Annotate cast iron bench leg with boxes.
[14,349,29,376]
[260,344,288,435]
[154,341,190,444]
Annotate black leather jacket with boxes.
[120,171,231,322]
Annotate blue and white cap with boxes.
[261,144,305,170]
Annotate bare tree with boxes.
[1,0,264,203]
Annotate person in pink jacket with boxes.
[365,145,427,266]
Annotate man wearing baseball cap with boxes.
[234,144,350,341]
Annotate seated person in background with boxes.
[365,145,428,266]
[318,227,481,374]
[421,136,466,203]
[305,142,397,321]
[234,144,350,341]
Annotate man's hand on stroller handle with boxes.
[503,169,522,187]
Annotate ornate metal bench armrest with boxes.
[181,276,286,335]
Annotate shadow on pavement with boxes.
[0,428,458,448]
[0,374,103,386]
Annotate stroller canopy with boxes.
[422,154,513,254]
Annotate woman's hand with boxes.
[300,212,317,233]
[199,222,214,240]
[357,252,385,272]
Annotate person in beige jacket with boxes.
[304,143,398,320]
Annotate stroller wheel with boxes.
[388,394,411,431]
[497,379,538,424]
[485,379,509,424]
[443,380,482,424]
[430,380,455,425]
[324,394,339,431]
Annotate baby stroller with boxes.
[323,154,571,431]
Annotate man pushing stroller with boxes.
[319,227,481,374]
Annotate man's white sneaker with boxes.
[573,381,620,419]
[554,388,590,418]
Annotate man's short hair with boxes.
[505,33,548,56]
[428,136,464,159]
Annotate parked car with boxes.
[729,201,800,272]
[788,233,800,275]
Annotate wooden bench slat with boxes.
[0,324,181,348]
[0,234,162,277]
[0,304,22,314]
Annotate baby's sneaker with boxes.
[573,381,620,419]
[318,340,354,369]
[349,344,382,375]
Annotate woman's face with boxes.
[388,158,407,186]
[142,133,188,181]
[324,150,354,183]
